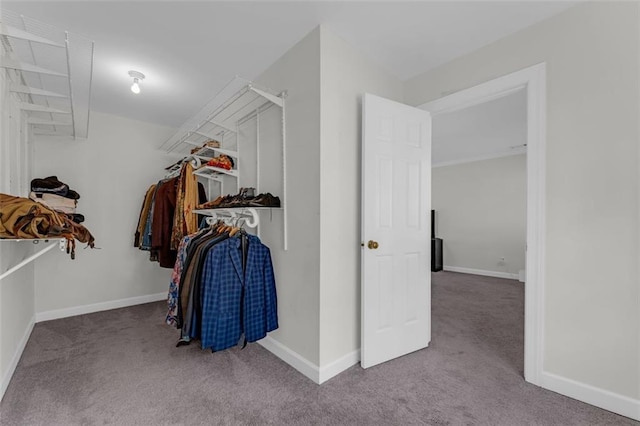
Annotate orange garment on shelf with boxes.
[0,193,95,258]
[0,193,65,239]
[206,155,233,170]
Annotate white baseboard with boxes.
[1,315,35,401]
[443,265,519,280]
[35,292,167,323]
[319,349,360,384]
[540,371,640,421]
[258,336,361,385]
[258,336,320,383]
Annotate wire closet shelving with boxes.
[0,9,94,139]
[161,76,288,250]
[1,10,95,280]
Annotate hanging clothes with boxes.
[181,230,230,338]
[166,234,192,327]
[134,183,157,247]
[141,183,160,253]
[134,163,207,267]
[151,177,178,268]
[199,234,278,351]
[166,222,278,352]
[171,162,199,250]
[167,225,219,328]
[167,222,227,328]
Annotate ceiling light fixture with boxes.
[128,70,145,94]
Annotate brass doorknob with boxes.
[367,240,379,249]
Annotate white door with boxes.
[361,93,432,369]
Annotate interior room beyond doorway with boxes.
[430,88,528,375]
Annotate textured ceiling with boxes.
[3,1,575,129]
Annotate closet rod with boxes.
[198,208,261,229]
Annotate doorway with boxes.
[430,88,528,376]
[419,63,546,385]
[431,89,527,280]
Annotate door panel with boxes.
[377,157,393,228]
[376,256,393,330]
[362,93,431,369]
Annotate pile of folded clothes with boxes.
[0,192,95,259]
[197,187,281,209]
[29,176,85,224]
[190,139,220,154]
[205,154,234,170]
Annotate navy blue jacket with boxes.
[199,235,278,351]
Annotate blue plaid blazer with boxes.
[199,235,278,351]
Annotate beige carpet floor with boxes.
[1,271,637,425]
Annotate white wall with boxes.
[405,1,639,403]
[252,26,404,378]
[256,28,322,365]
[33,111,176,316]
[318,27,403,367]
[253,25,404,378]
[432,154,526,277]
[0,69,36,399]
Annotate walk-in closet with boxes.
[1,2,638,424]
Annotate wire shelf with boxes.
[0,9,94,139]
[161,75,288,250]
[160,76,284,155]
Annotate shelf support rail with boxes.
[0,239,65,281]
[281,91,288,251]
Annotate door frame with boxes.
[418,63,546,386]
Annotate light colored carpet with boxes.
[1,271,637,425]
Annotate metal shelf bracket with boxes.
[0,239,65,281]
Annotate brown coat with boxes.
[0,193,95,257]
[0,193,65,239]
[134,184,157,247]
[151,178,178,268]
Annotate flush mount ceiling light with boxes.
[128,70,145,94]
